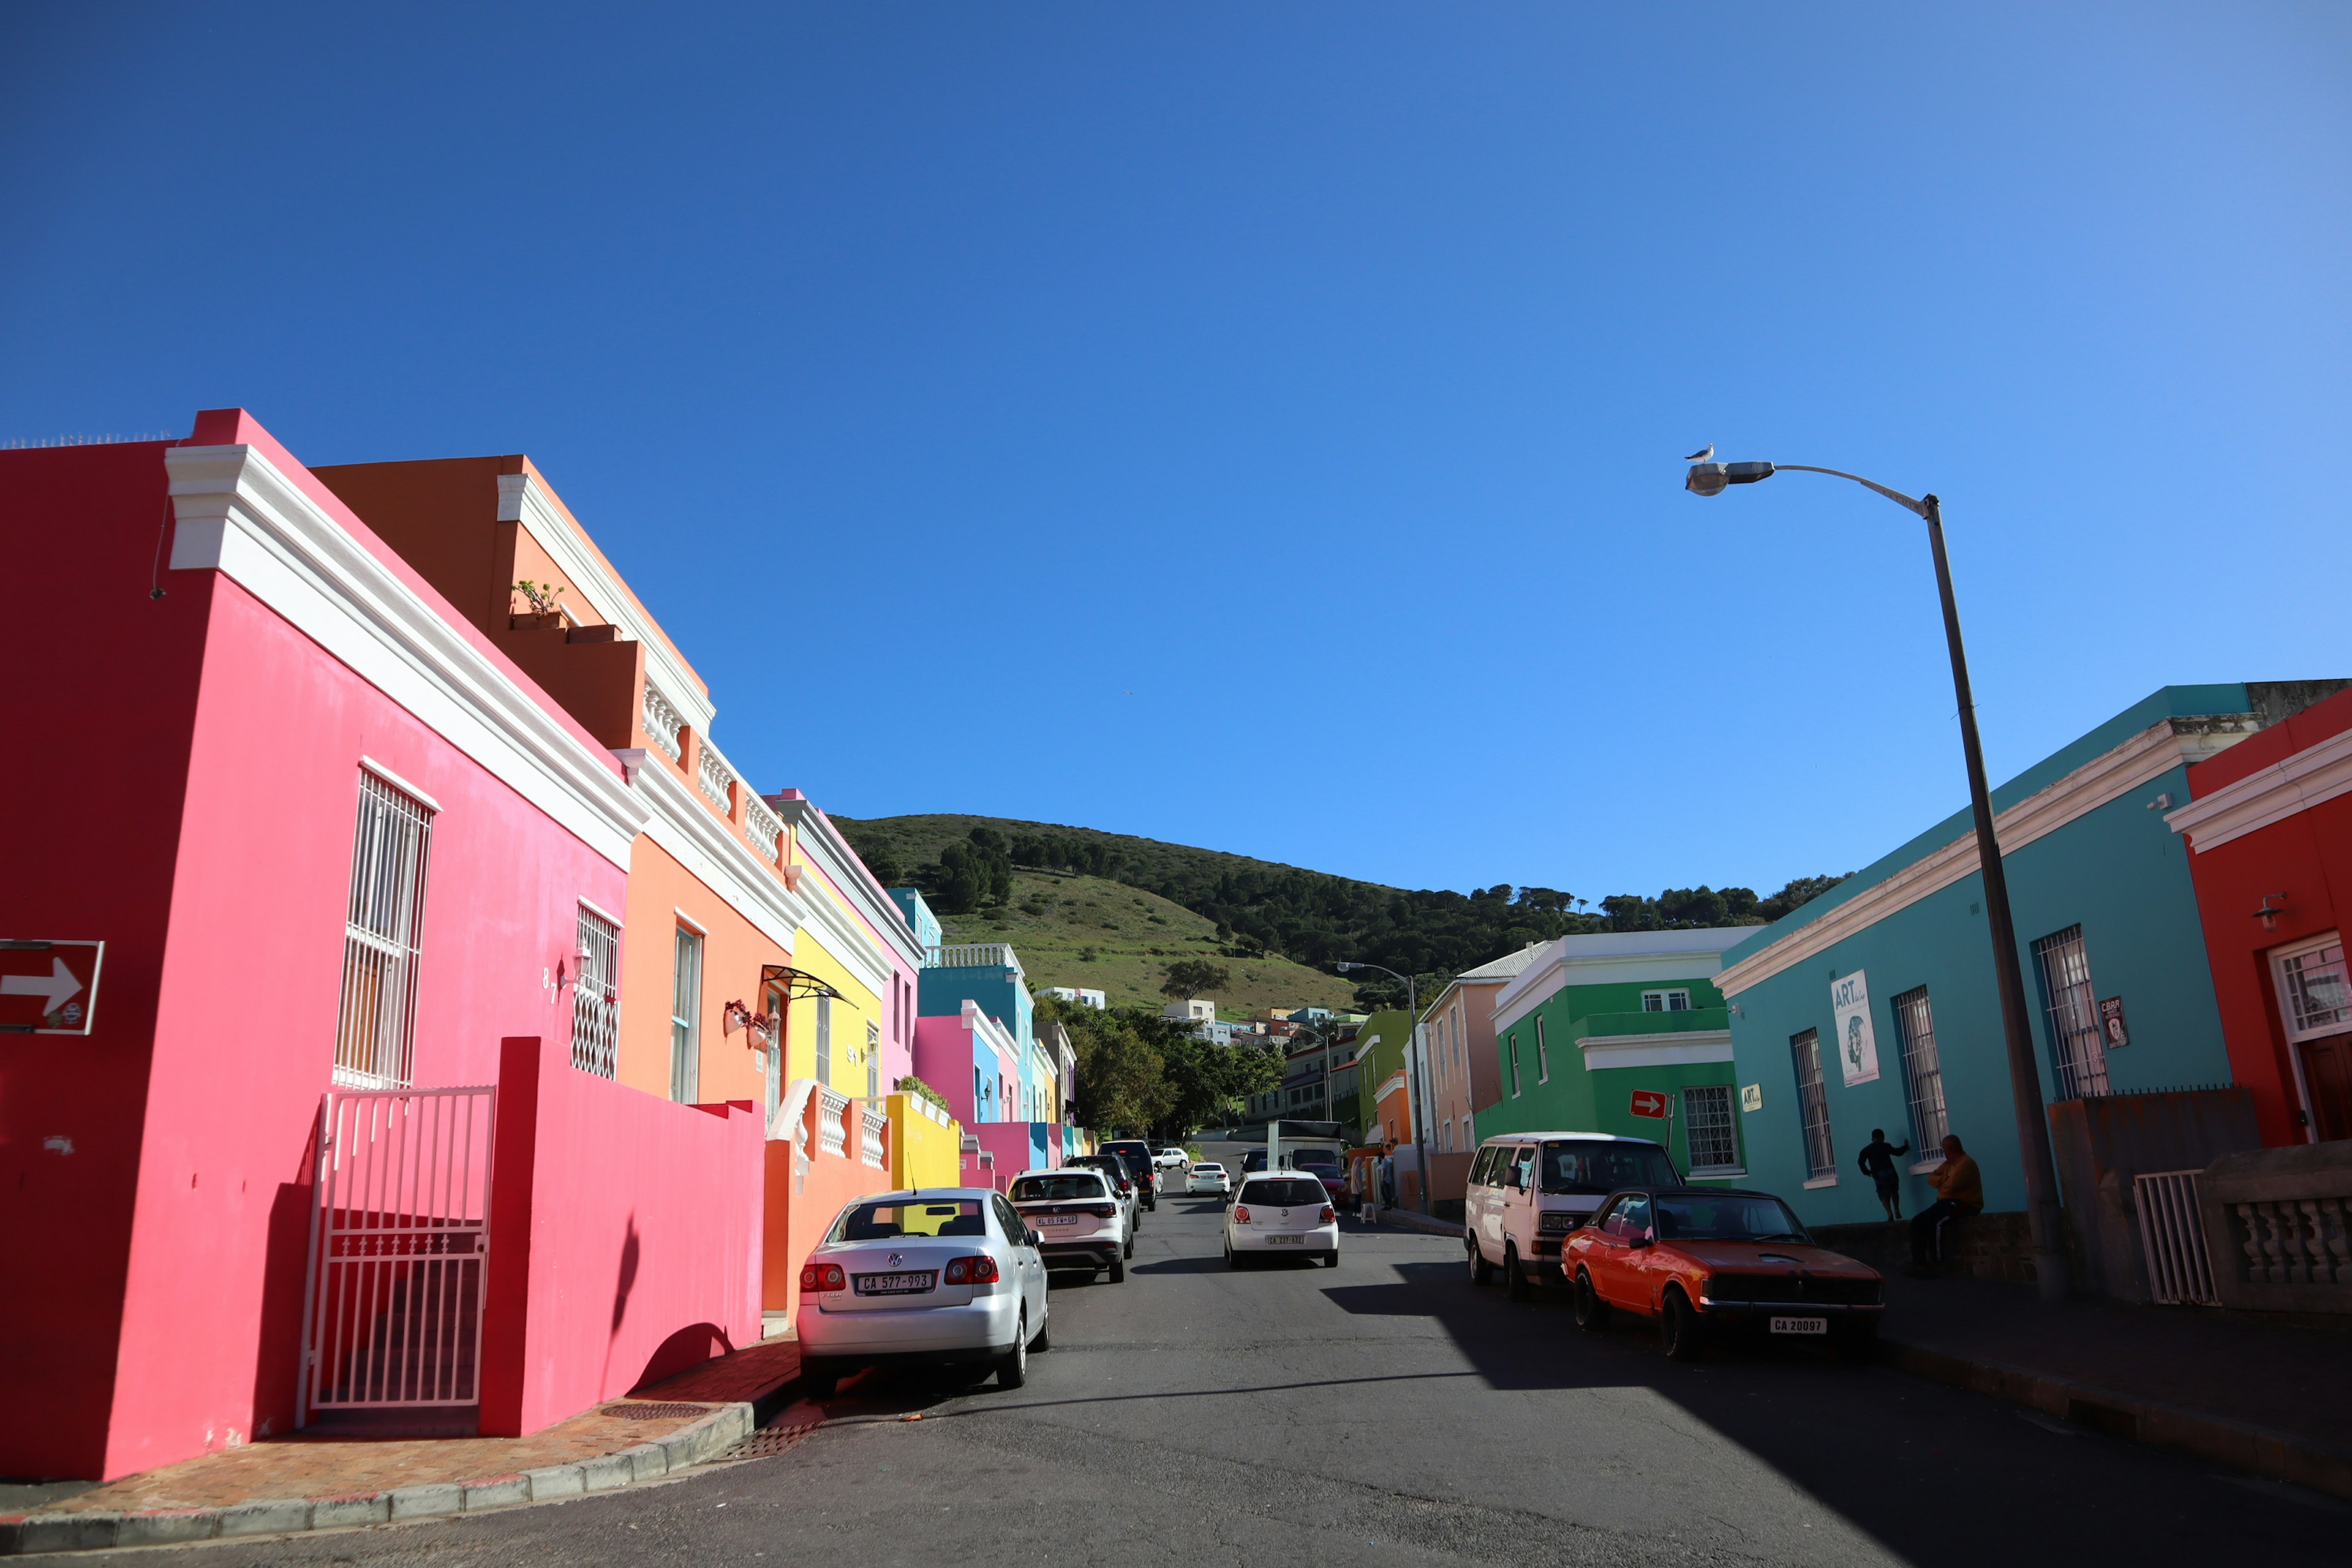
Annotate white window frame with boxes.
[1535,1014,1550,1083]
[815,993,833,1088]
[1507,1031,1521,1097]
[2033,925,2113,1101]
[669,925,703,1102]
[572,902,620,1079]
[866,1019,882,1099]
[1681,1084,1741,1176]
[1888,984,1950,1166]
[334,770,434,1088]
[1642,988,1692,1014]
[2271,930,2347,1143]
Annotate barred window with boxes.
[572,905,619,1078]
[1889,986,1950,1156]
[1682,1085,1740,1175]
[335,771,434,1087]
[2033,925,2112,1100]
[2274,935,2348,1042]
[1790,1028,1834,1180]
[669,926,702,1101]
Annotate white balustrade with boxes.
[744,794,785,862]
[860,1104,888,1169]
[817,1087,850,1158]
[641,682,685,763]
[927,943,1020,971]
[698,739,738,812]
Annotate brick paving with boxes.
[19,1333,803,1518]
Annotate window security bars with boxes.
[2033,925,2113,1100]
[2275,937,2349,1043]
[1683,1085,1740,1174]
[1791,1029,1835,1180]
[336,773,434,1088]
[301,1087,493,1422]
[2133,1169,2220,1306]
[1888,986,1950,1158]
[571,906,619,1079]
[816,995,834,1088]
[669,927,703,1102]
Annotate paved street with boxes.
[74,1196,2346,1568]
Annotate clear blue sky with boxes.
[7,4,2347,901]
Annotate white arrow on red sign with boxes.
[1,957,83,1013]
[0,941,104,1035]
[1629,1089,1668,1120]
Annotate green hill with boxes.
[832,812,1847,998]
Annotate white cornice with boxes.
[168,445,646,869]
[2166,724,2352,852]
[617,749,806,952]
[497,472,714,736]
[1493,947,1731,1035]
[782,859,895,1004]
[1716,717,2256,998]
[963,1000,1018,1061]
[772,797,924,970]
[1578,1033,1735,1071]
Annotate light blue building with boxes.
[888,886,943,951]
[1716,685,2281,1227]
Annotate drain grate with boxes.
[602,1401,715,1421]
[720,1417,823,1461]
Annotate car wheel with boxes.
[1108,1250,1126,1283]
[801,1358,839,1399]
[1468,1238,1496,1286]
[1659,1289,1705,1362]
[997,1315,1029,1389]
[1322,1251,1340,1269]
[1505,1245,1531,1301]
[1123,1232,1135,1259]
[1572,1269,1610,1332]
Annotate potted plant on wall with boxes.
[510,579,568,630]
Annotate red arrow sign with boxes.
[1629,1089,1668,1120]
[0,941,104,1035]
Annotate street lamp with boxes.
[1335,960,1433,1216]
[1686,456,2071,1303]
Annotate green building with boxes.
[1475,930,1751,1182]
[1351,1009,1414,1144]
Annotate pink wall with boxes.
[913,1014,982,1126]
[483,1038,763,1434]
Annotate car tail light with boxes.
[1086,1203,1117,1218]
[799,1262,845,1292]
[1320,1205,1336,1224]
[943,1255,1000,1285]
[1233,1205,1251,1224]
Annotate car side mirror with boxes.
[1629,1234,1653,1250]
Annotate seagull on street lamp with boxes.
[1684,443,1714,462]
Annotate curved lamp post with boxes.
[1336,960,1432,1215]
[1686,457,2071,1303]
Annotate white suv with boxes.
[1224,1174,1338,1268]
[1009,1167,1131,1283]
[1464,1134,1681,1298]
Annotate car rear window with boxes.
[834,1200,987,1241]
[1011,1174,1108,1203]
[1238,1178,1325,1206]
[1191,1164,1222,1173]
[1542,1141,1679,1195]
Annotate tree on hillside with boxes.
[922,829,1014,914]
[1154,1033,1281,1139]
[1159,957,1231,1001]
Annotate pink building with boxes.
[0,413,762,1482]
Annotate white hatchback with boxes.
[1009,1167,1130,1282]
[1224,1174,1338,1268]
[1186,1163,1231,1196]
[795,1189,1049,1397]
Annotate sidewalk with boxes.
[0,1336,805,1555]
[1873,1275,2352,1499]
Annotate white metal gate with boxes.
[300,1087,496,1423]
[2135,1169,2220,1306]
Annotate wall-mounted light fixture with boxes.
[2255,893,2288,932]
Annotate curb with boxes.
[0,1403,758,1556]
[1370,1210,1468,1240]
[1877,1335,2352,1502]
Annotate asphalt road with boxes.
[69,1194,2348,1568]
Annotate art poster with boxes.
[1829,970,1880,1087]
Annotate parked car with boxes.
[1153,1146,1191,1170]
[1067,1154,1142,1232]
[1009,1167,1129,1282]
[1186,1162,1231,1196]
[1098,1140,1160,1210]
[1464,1133,1681,1299]
[1224,1174,1339,1269]
[796,1189,1050,1397]
[1289,1150,1348,1208]
[1563,1186,1884,1360]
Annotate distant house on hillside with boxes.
[1047,986,1107,1009]
[1163,998,1216,1023]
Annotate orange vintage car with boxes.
[1562,1186,1884,1361]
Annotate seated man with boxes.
[1908,1134,1982,1275]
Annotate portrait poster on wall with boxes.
[1830,970,1880,1087]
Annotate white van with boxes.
[1464,1133,1681,1298]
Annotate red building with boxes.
[0,413,763,1482]
[2169,684,2352,1145]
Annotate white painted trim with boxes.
[358,755,442,814]
[673,907,709,937]
[772,797,926,970]
[618,750,805,953]
[1717,718,2259,998]
[1803,1175,1840,1189]
[2165,724,2352,852]
[576,895,624,930]
[168,445,645,869]
[788,870,895,1005]
[497,472,715,736]
[1577,1033,1736,1071]
[1492,941,1736,1034]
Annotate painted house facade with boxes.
[1419,943,1546,1200]
[1477,932,1748,1180]
[1714,684,2315,1229]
